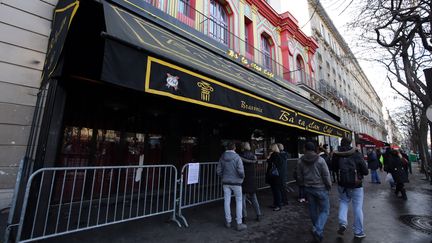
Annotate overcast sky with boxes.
[319,0,405,113]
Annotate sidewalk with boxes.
[4,163,432,243]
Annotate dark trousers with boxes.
[270,181,282,207]
[298,185,306,199]
[395,182,407,199]
[281,183,288,204]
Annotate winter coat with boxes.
[297,151,331,190]
[217,150,244,186]
[387,151,409,184]
[266,152,283,185]
[239,150,258,193]
[367,151,380,170]
[320,152,332,171]
[279,151,289,184]
[332,146,369,188]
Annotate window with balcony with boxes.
[178,0,195,27]
[244,17,254,59]
[296,55,306,84]
[210,0,229,45]
[261,34,273,71]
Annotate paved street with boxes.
[3,163,431,243]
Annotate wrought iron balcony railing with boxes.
[142,0,318,88]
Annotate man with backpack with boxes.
[332,137,369,239]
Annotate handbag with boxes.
[271,164,279,177]
[385,173,394,184]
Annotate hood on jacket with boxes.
[301,151,319,164]
[220,151,238,161]
[333,146,356,157]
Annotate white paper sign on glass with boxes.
[187,163,200,185]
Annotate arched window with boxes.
[261,35,272,71]
[296,55,306,84]
[210,0,229,45]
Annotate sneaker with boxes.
[354,232,366,238]
[236,223,247,231]
[255,215,261,222]
[273,207,281,211]
[337,225,346,235]
[225,221,231,228]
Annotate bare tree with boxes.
[347,0,432,180]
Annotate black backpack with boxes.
[338,156,361,188]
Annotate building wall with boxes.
[301,0,386,141]
[0,0,57,209]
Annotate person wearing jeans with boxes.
[337,187,364,235]
[367,148,381,184]
[304,187,330,238]
[223,185,243,228]
[297,142,331,242]
[332,137,369,239]
[217,142,247,231]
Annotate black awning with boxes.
[100,1,351,138]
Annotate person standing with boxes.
[239,142,262,222]
[297,142,331,242]
[278,143,289,205]
[367,148,381,184]
[332,137,369,239]
[319,146,331,178]
[217,142,247,231]
[266,143,283,211]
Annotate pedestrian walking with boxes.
[367,148,381,184]
[400,150,411,178]
[385,149,409,200]
[319,146,331,176]
[265,143,283,211]
[332,137,369,239]
[277,143,289,205]
[329,145,338,183]
[217,142,247,231]
[239,142,262,222]
[297,142,331,242]
[293,164,307,203]
[383,147,395,189]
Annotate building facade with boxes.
[1,0,354,215]
[384,109,403,147]
[275,0,387,151]
[0,0,57,210]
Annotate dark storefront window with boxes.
[58,127,163,167]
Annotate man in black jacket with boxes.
[332,137,369,239]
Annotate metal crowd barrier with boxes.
[16,165,179,242]
[177,162,222,227]
[255,160,270,190]
[14,158,300,241]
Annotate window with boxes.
[261,35,272,70]
[210,0,229,45]
[177,0,195,27]
[296,55,306,84]
[244,17,253,57]
[179,0,190,16]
